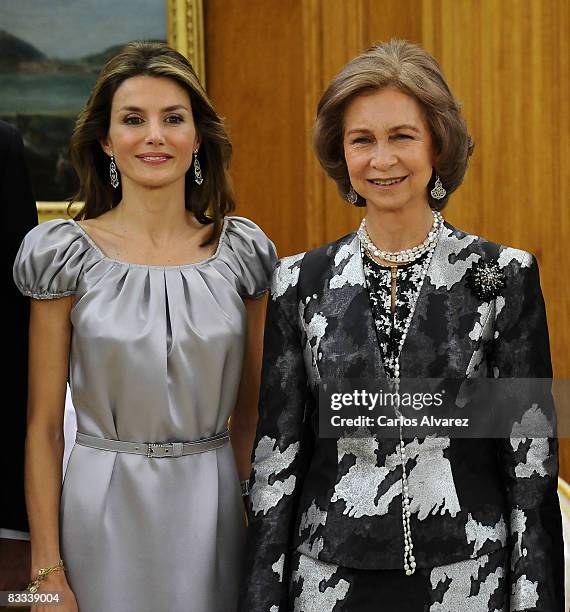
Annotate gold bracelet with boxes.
[27,559,65,593]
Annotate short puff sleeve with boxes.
[13,219,92,299]
[220,216,278,299]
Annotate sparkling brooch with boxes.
[466,261,506,301]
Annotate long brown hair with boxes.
[69,41,234,244]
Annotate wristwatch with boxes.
[240,479,251,497]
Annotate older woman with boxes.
[14,42,276,612]
[240,40,564,611]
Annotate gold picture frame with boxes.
[167,0,205,86]
[37,0,205,223]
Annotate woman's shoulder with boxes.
[15,218,92,264]
[277,232,357,273]
[13,218,98,299]
[443,222,535,269]
[222,215,273,247]
[21,216,82,242]
[217,215,278,299]
[268,232,359,303]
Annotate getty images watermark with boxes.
[329,388,470,429]
[318,379,566,439]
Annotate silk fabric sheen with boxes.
[13,216,277,612]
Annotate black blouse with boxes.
[362,250,429,378]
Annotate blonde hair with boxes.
[313,39,474,209]
[69,41,234,243]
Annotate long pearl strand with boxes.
[357,211,443,264]
[359,218,442,576]
[395,244,436,575]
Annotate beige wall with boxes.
[205,0,569,477]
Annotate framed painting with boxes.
[0,0,204,222]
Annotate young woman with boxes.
[14,42,276,612]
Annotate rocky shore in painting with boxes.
[0,29,125,73]
[0,30,115,199]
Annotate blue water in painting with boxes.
[0,73,97,114]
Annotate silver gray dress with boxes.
[13,215,277,612]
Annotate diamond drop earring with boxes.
[193,149,203,185]
[109,153,119,189]
[430,174,446,200]
[346,186,358,205]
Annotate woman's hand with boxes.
[30,570,78,612]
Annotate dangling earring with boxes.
[193,149,203,185]
[346,186,358,205]
[109,153,119,189]
[430,173,446,200]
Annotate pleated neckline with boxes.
[69,217,230,271]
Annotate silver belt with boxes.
[75,429,230,458]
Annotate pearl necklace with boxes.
[357,211,443,264]
[395,247,435,575]
[360,222,442,576]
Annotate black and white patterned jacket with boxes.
[239,222,564,611]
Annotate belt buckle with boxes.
[146,443,173,458]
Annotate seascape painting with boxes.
[0,0,167,201]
